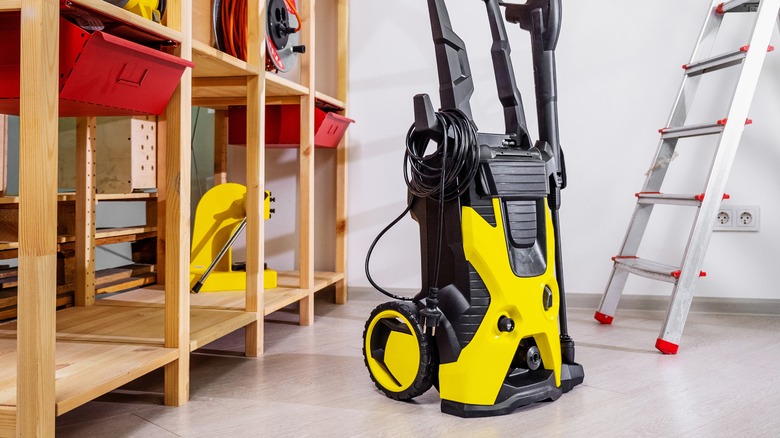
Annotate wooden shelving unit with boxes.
[0,0,192,434]
[0,0,349,434]
[161,0,349,355]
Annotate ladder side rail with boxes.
[617,0,726,254]
[666,0,727,128]
[660,0,780,346]
[643,1,725,192]
[598,0,726,318]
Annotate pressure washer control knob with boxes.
[498,316,515,333]
[543,287,553,311]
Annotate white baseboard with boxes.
[349,287,780,316]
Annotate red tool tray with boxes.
[0,14,193,117]
[228,104,355,148]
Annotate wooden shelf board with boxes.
[99,271,345,315]
[0,305,256,351]
[191,98,246,110]
[68,0,182,43]
[192,77,248,101]
[0,192,156,204]
[192,40,260,78]
[64,226,156,244]
[0,338,178,417]
[267,73,309,97]
[315,92,345,110]
[0,194,73,204]
[0,228,156,257]
[0,0,20,12]
[264,287,310,315]
[96,192,158,201]
[192,74,308,108]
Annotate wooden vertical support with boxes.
[244,0,266,357]
[334,0,350,304]
[75,117,97,306]
[156,119,167,285]
[214,110,229,185]
[0,115,6,197]
[162,0,192,407]
[17,0,59,435]
[145,195,158,266]
[298,0,316,325]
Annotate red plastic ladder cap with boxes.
[656,338,679,354]
[594,312,614,325]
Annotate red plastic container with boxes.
[228,105,355,147]
[0,15,194,117]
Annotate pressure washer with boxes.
[362,0,584,417]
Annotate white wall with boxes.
[347,0,780,299]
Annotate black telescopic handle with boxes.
[426,0,475,119]
[504,0,565,190]
[483,0,532,148]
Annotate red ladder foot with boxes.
[655,338,679,354]
[594,311,614,325]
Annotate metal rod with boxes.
[192,217,247,293]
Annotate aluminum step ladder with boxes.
[595,0,780,354]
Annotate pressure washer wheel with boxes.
[362,301,436,401]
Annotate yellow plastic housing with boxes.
[189,183,277,292]
[121,0,161,22]
[438,198,562,406]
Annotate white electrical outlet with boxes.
[713,208,733,231]
[714,205,759,232]
[735,206,760,231]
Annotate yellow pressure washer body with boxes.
[362,0,583,417]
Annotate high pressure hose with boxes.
[364,109,480,308]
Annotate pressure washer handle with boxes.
[426,0,475,118]
[192,217,247,293]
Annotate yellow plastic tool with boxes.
[104,0,163,22]
[189,183,276,292]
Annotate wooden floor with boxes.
[53,288,780,437]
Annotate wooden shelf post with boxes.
[75,117,97,306]
[244,0,266,357]
[298,0,316,326]
[0,115,6,197]
[214,109,229,186]
[335,0,350,305]
[17,0,60,434]
[162,0,193,407]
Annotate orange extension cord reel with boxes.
[215,0,304,72]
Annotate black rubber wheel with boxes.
[362,301,435,401]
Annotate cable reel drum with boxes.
[266,0,305,72]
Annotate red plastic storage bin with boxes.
[228,105,355,147]
[0,14,193,117]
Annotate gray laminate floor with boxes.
[55,288,780,437]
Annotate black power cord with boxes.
[364,109,480,315]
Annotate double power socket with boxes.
[714,204,760,232]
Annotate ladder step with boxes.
[717,0,760,13]
[611,256,707,284]
[683,49,747,76]
[635,192,730,206]
[659,118,752,140]
[684,45,772,76]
